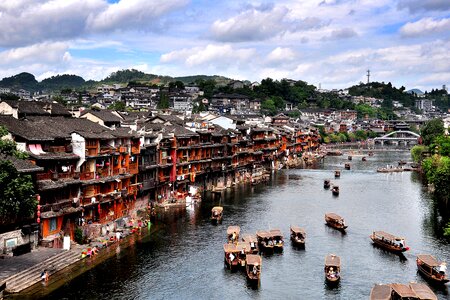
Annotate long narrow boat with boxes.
[325,213,347,230]
[245,254,262,283]
[390,283,419,299]
[409,282,438,300]
[223,244,240,271]
[290,225,306,247]
[324,179,331,189]
[334,170,341,178]
[211,206,223,224]
[370,231,409,253]
[256,230,274,254]
[344,163,351,170]
[370,284,392,300]
[227,226,240,244]
[324,254,341,284]
[242,235,259,254]
[416,254,449,284]
[269,229,284,252]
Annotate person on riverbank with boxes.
[41,270,49,282]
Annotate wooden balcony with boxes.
[80,171,94,180]
[36,172,51,181]
[86,148,99,156]
[119,146,128,153]
[48,146,66,153]
[142,178,156,190]
[119,168,127,175]
[159,175,170,182]
[131,145,140,155]
[128,163,138,174]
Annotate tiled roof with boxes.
[1,100,71,117]
[80,109,122,123]
[0,154,44,173]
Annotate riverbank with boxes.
[2,219,161,299]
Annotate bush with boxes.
[74,227,84,244]
[411,145,428,163]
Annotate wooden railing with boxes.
[80,171,94,180]
[128,163,138,174]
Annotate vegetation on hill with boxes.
[348,82,415,107]
[40,74,85,90]
[0,72,39,91]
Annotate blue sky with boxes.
[0,0,449,91]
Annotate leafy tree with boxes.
[433,135,450,157]
[0,126,36,225]
[52,95,67,106]
[410,145,428,163]
[420,118,444,146]
[0,93,20,101]
[261,99,276,115]
[158,90,170,109]
[108,101,126,111]
[168,80,185,91]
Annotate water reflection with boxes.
[39,151,450,300]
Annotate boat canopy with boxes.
[256,231,271,239]
[409,283,437,300]
[223,244,240,253]
[370,284,392,300]
[290,226,306,235]
[325,213,344,222]
[390,284,418,298]
[246,254,262,266]
[325,254,341,267]
[373,231,404,242]
[212,206,223,213]
[269,229,283,238]
[417,254,440,267]
[227,226,240,235]
[242,234,257,243]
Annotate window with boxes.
[50,218,57,232]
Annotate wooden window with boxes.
[50,218,57,232]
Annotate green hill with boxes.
[40,74,86,91]
[0,72,39,91]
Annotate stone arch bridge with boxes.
[373,130,420,146]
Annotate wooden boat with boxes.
[368,151,374,156]
[325,213,347,230]
[269,229,284,252]
[324,179,331,189]
[370,231,409,253]
[223,243,240,271]
[398,160,407,166]
[416,254,449,284]
[390,283,419,299]
[290,225,306,247]
[245,254,262,283]
[370,284,392,300]
[242,234,259,254]
[334,170,341,178]
[324,254,341,284]
[348,155,352,160]
[362,156,367,161]
[409,282,438,300]
[344,163,351,170]
[331,185,339,196]
[256,230,274,254]
[211,206,223,224]
[227,225,240,244]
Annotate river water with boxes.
[44,151,449,299]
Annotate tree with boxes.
[158,90,170,109]
[260,99,276,115]
[410,145,428,162]
[0,126,36,225]
[108,101,126,111]
[420,118,444,146]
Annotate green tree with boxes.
[421,118,444,146]
[108,101,126,111]
[261,99,276,115]
[410,145,428,163]
[0,126,36,225]
[158,91,170,109]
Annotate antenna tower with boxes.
[366,69,370,85]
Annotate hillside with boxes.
[0,72,39,91]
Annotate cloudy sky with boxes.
[0,0,449,91]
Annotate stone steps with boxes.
[5,250,81,293]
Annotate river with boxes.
[43,151,449,299]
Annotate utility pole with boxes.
[366,69,370,85]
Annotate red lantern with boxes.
[106,162,110,166]
[37,211,41,217]
[37,205,41,210]
[97,204,101,214]
[36,195,41,202]
[37,217,40,224]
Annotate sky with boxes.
[0,0,449,91]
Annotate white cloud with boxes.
[88,0,188,32]
[323,28,358,40]
[266,47,297,65]
[400,17,450,37]
[397,0,450,13]
[161,44,256,67]
[0,42,70,66]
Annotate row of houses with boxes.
[0,100,319,251]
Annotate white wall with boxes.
[71,132,86,171]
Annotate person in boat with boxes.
[231,232,237,243]
[252,265,258,275]
[268,239,274,246]
[439,262,447,275]
[328,267,335,277]
[229,253,235,262]
[250,241,255,249]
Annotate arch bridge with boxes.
[373,130,420,146]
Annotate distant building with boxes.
[415,99,434,111]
